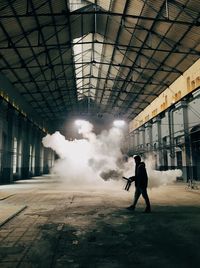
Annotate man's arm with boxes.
[122,176,135,182]
[129,176,135,182]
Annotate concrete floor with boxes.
[0,176,200,268]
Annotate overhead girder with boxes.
[110,0,200,113]
[2,60,180,74]
[1,41,199,57]
[0,10,199,27]
[0,0,199,127]
[0,20,56,118]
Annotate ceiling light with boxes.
[113,120,125,127]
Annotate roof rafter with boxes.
[0,10,199,26]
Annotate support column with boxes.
[44,148,50,174]
[139,126,145,155]
[156,116,163,169]
[145,122,152,152]
[29,124,35,176]
[133,129,139,154]
[21,118,30,179]
[168,107,175,168]
[3,104,14,183]
[16,114,23,179]
[0,98,4,183]
[181,101,192,181]
[35,129,42,176]
[129,132,135,155]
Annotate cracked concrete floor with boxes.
[0,175,200,268]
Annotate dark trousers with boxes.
[132,187,151,210]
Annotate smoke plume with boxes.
[42,120,182,189]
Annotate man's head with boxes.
[134,155,141,164]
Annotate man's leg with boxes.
[132,188,141,208]
[141,188,151,212]
[126,188,141,210]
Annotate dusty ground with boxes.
[0,175,200,268]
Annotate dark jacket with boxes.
[134,162,148,189]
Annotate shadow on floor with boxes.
[8,205,200,268]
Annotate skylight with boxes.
[68,0,89,11]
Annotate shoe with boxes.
[144,208,151,213]
[126,205,135,211]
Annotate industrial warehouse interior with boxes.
[0,0,200,267]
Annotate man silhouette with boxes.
[127,155,151,213]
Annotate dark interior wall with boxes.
[0,97,55,184]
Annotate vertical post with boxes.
[168,107,175,168]
[135,129,139,153]
[165,0,169,19]
[182,101,192,181]
[5,104,14,183]
[21,118,30,179]
[156,116,162,169]
[145,122,152,152]
[35,129,42,176]
[0,98,4,183]
[17,114,22,179]
[139,126,145,155]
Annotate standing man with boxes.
[127,155,151,213]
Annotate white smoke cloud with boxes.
[42,121,182,189]
[145,155,183,188]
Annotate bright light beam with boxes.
[113,120,125,127]
[75,119,86,126]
